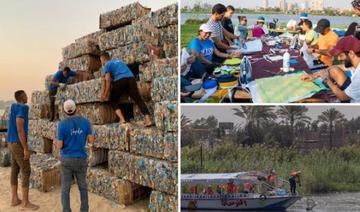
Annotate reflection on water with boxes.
[182,192,360,212]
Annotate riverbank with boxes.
[181,143,360,195]
[0,167,148,212]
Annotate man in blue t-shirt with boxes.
[188,24,240,78]
[48,67,77,121]
[99,52,152,127]
[7,90,39,210]
[56,99,94,212]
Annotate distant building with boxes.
[263,0,269,8]
[300,0,309,10]
[311,0,324,11]
[219,122,234,135]
[287,2,298,11]
[279,0,287,12]
[192,128,211,140]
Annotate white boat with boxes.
[181,172,301,211]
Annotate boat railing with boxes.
[181,193,253,199]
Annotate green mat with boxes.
[255,71,328,103]
[223,58,241,65]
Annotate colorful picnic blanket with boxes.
[250,71,327,103]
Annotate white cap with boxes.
[199,24,212,33]
[63,99,76,114]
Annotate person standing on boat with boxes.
[289,171,301,195]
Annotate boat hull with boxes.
[181,195,301,211]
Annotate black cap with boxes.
[314,19,330,33]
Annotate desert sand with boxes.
[0,167,148,212]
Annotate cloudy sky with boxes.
[182,105,360,125]
[0,0,176,101]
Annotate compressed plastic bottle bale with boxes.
[92,124,129,150]
[148,191,178,212]
[62,39,100,60]
[99,16,159,51]
[163,41,178,58]
[99,2,151,30]
[29,120,57,140]
[88,148,108,167]
[154,101,178,132]
[108,150,132,178]
[31,90,49,105]
[28,135,53,154]
[159,24,178,46]
[129,125,165,159]
[139,57,177,82]
[108,151,178,195]
[107,42,150,65]
[133,100,155,122]
[29,104,50,120]
[151,77,178,102]
[74,70,95,83]
[75,30,104,43]
[87,167,148,205]
[59,55,101,73]
[0,147,11,167]
[87,167,121,202]
[151,3,178,28]
[55,78,104,104]
[58,103,117,125]
[164,133,178,162]
[29,153,61,192]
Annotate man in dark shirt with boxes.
[221,5,235,34]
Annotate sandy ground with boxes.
[0,167,148,212]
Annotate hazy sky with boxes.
[182,105,360,125]
[0,0,176,101]
[181,0,354,9]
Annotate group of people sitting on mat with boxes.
[181,1,360,103]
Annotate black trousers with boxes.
[110,77,150,116]
[49,89,57,121]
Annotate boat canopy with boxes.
[182,171,266,184]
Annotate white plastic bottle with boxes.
[283,50,290,73]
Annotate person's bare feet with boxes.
[144,115,153,127]
[10,198,22,206]
[20,202,39,211]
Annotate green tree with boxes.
[277,106,311,145]
[318,108,345,150]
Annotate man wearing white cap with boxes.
[56,99,94,212]
[188,24,240,78]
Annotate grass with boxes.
[181,22,201,48]
[181,141,360,195]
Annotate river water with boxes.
[181,13,359,28]
[182,192,360,211]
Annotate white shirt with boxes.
[345,63,360,103]
[207,18,224,40]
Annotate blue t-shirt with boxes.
[7,103,29,143]
[102,59,134,81]
[188,38,215,62]
[57,116,93,159]
[49,69,76,91]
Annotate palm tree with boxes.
[318,108,345,150]
[233,106,275,129]
[233,106,275,145]
[277,106,311,145]
[181,115,192,129]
